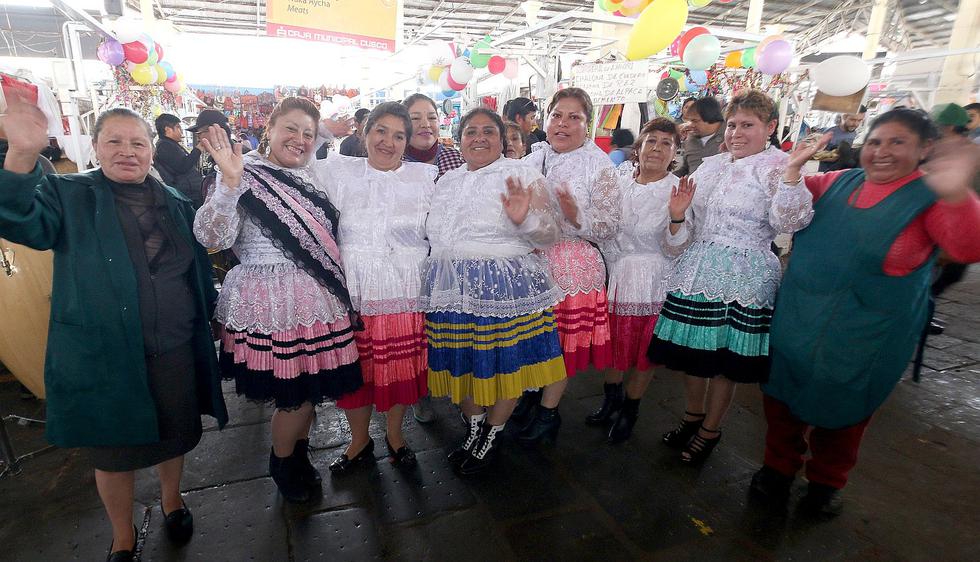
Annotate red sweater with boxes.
[803,170,980,276]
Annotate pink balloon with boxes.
[503,58,519,80]
[164,80,182,94]
[487,55,506,75]
[756,39,793,74]
[122,41,148,64]
[446,73,466,91]
[669,35,682,57]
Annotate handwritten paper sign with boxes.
[572,61,649,105]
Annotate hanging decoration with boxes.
[424,37,519,89]
[626,0,689,61]
[97,31,185,94]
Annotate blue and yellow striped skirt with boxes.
[426,309,567,406]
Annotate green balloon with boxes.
[470,37,492,69]
[741,47,757,68]
[669,68,685,80]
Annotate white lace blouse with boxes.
[311,156,436,316]
[193,152,349,333]
[664,147,814,308]
[523,140,622,295]
[420,156,563,318]
[603,173,684,316]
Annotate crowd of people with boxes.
[1,84,979,562]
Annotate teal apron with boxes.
[764,170,937,429]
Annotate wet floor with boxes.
[2,270,978,561]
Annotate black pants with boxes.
[931,263,969,297]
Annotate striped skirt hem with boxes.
[554,289,613,377]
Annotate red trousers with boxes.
[762,395,872,489]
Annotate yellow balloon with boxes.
[427,65,444,83]
[626,0,689,61]
[130,63,156,85]
[154,64,168,84]
[724,51,742,68]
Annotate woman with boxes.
[516,87,621,445]
[649,90,814,464]
[402,93,465,180]
[0,103,227,562]
[421,108,566,476]
[194,97,362,504]
[504,120,526,160]
[752,109,980,515]
[587,119,686,443]
[313,103,435,473]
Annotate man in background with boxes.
[965,103,980,143]
[154,113,204,208]
[504,97,541,155]
[818,105,866,172]
[338,108,371,157]
[675,96,724,177]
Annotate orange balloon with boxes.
[724,51,742,68]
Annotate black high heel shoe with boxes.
[385,436,417,468]
[607,397,640,444]
[291,438,322,488]
[680,426,721,464]
[328,439,376,474]
[586,382,624,426]
[161,500,193,545]
[662,411,706,448]
[509,389,542,429]
[517,406,561,446]
[105,525,137,562]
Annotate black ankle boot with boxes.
[749,465,794,504]
[269,449,311,503]
[517,405,561,445]
[449,412,486,466]
[291,438,322,489]
[509,390,542,429]
[607,397,640,444]
[586,382,624,426]
[798,482,844,517]
[458,422,504,476]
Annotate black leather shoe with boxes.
[105,525,137,562]
[270,449,312,503]
[386,436,417,468]
[517,406,561,446]
[607,398,639,444]
[457,422,504,476]
[291,438,322,488]
[449,413,486,467]
[328,439,376,475]
[586,382,624,426]
[508,390,542,429]
[749,465,794,504]
[162,501,193,545]
[927,321,945,335]
[798,482,844,517]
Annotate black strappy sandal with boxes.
[680,426,722,464]
[662,411,706,448]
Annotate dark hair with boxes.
[858,104,868,114]
[402,93,438,115]
[94,107,153,142]
[965,102,980,113]
[154,113,181,138]
[259,96,321,155]
[364,102,413,141]
[354,107,371,124]
[458,108,508,153]
[866,107,939,143]
[689,97,724,124]
[611,128,635,148]
[547,87,594,124]
[504,97,537,122]
[725,89,777,124]
[636,118,681,171]
[682,97,697,110]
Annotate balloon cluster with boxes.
[425,37,518,97]
[597,0,655,18]
[670,26,720,71]
[97,30,183,93]
[721,35,793,75]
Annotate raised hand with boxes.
[321,116,356,138]
[669,175,697,221]
[785,132,832,178]
[922,136,980,204]
[556,182,581,229]
[199,124,244,190]
[0,98,50,174]
[502,176,532,226]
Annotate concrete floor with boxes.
[2,270,979,562]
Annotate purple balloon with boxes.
[757,40,793,75]
[97,39,125,66]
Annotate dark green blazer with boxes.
[0,159,228,447]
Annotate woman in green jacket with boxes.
[0,101,228,562]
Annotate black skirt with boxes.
[83,344,203,472]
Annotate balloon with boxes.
[688,69,707,85]
[449,57,474,84]
[682,33,720,70]
[677,26,709,60]
[813,55,871,96]
[153,65,168,84]
[438,68,452,91]
[427,65,444,83]
[622,0,644,7]
[138,34,155,55]
[442,89,457,98]
[154,42,164,62]
[164,79,183,94]
[689,0,711,7]
[122,41,149,64]
[669,35,682,57]
[724,51,742,68]
[145,45,158,66]
[446,73,466,92]
[756,39,793,74]
[756,34,784,56]
[97,39,125,66]
[626,0,689,61]
[428,40,454,66]
[130,63,156,85]
[487,55,506,75]
[620,3,645,16]
[503,58,519,80]
[158,61,175,81]
[740,46,756,68]
[469,36,492,69]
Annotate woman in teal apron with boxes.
[752,108,980,515]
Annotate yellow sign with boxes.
[266,0,399,52]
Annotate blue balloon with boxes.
[462,49,471,58]
[689,70,707,86]
[442,89,457,98]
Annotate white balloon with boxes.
[438,68,452,91]
[449,57,474,85]
[813,55,871,97]
[428,40,454,67]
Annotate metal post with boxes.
[0,415,21,477]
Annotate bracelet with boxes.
[670,217,686,224]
